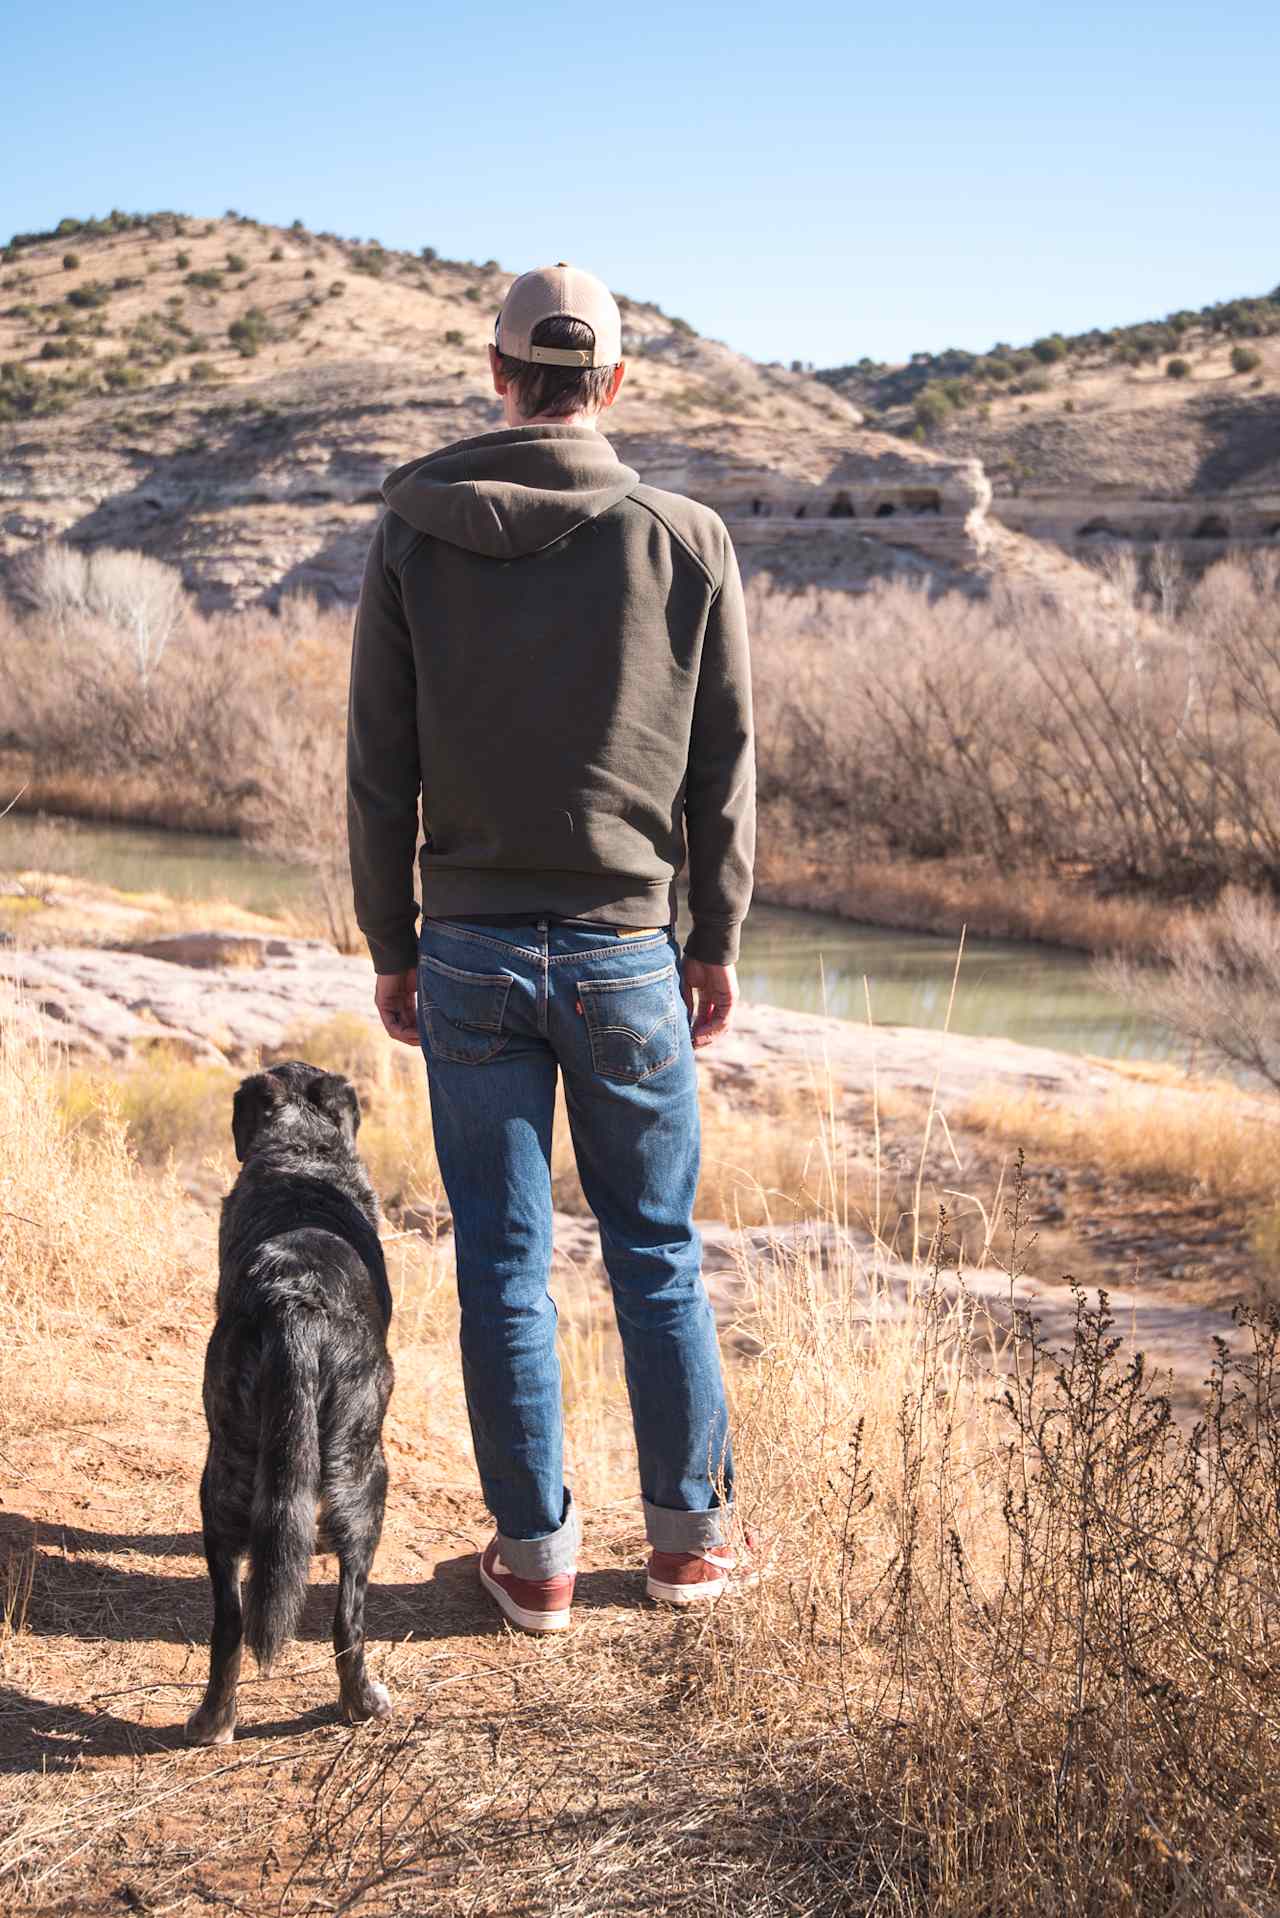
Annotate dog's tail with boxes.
[243,1311,322,1672]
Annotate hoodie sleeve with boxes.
[683,530,756,966]
[346,517,422,974]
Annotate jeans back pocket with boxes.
[419,952,512,1064]
[577,963,680,1084]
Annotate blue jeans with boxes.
[416,917,733,1578]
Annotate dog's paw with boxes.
[185,1709,235,1747]
[343,1680,392,1724]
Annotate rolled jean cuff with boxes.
[643,1497,732,1555]
[496,1491,581,1579]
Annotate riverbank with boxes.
[3,777,1186,964]
[755,834,1180,960]
[0,752,245,836]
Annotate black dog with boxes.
[186,1061,394,1745]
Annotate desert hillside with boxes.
[820,286,1280,559]
[1,209,1105,609]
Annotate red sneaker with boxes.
[645,1535,764,1605]
[478,1539,575,1634]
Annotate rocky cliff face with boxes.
[0,211,1100,609]
[823,323,1280,576]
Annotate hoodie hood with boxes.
[382,425,640,560]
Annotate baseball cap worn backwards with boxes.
[495,263,622,367]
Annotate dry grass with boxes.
[964,1078,1280,1205]
[0,750,244,835]
[756,843,1180,958]
[53,1011,839,1230]
[5,1012,1280,1912]
[58,1054,239,1168]
[0,1019,211,1439]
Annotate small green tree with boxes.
[1032,335,1067,364]
[1231,345,1262,374]
[62,251,80,271]
[1166,356,1191,380]
[228,306,271,356]
[914,385,953,431]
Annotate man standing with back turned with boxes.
[347,263,757,1633]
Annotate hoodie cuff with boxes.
[684,918,742,966]
[366,927,420,975]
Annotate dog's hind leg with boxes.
[186,1466,247,1746]
[327,1456,391,1725]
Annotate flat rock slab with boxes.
[2,933,1120,1115]
[701,997,1120,1111]
[0,935,371,1063]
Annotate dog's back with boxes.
[187,1063,394,1744]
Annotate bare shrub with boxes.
[751,550,1280,914]
[1106,885,1280,1090]
[4,570,357,928]
[8,544,1280,961]
[20,543,185,687]
[240,595,359,948]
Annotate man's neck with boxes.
[504,402,597,432]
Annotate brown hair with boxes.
[496,315,618,420]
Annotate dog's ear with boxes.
[232,1072,283,1164]
[306,1071,361,1147]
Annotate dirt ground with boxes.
[1,1295,748,1916]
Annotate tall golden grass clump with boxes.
[964,1080,1280,1204]
[0,1016,207,1436]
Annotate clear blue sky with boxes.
[4,1,1277,368]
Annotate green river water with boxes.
[0,815,1175,1062]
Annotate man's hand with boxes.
[681,958,738,1050]
[375,969,420,1048]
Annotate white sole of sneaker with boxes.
[645,1568,760,1605]
[479,1558,573,1633]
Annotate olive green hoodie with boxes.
[346,424,755,973]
